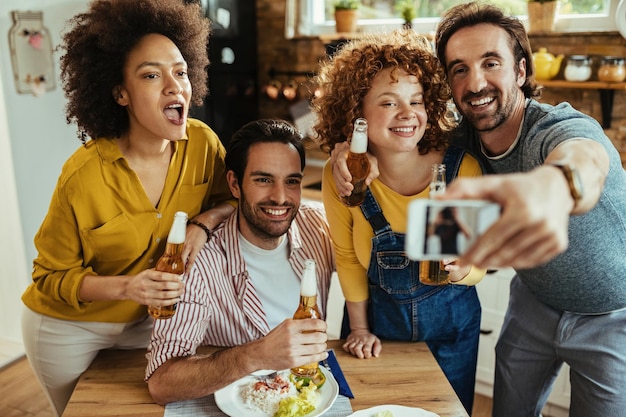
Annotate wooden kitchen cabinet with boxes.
[475,268,570,417]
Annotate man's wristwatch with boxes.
[547,162,584,211]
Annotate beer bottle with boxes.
[148,211,187,319]
[429,163,446,197]
[290,259,326,390]
[419,164,451,285]
[341,118,370,207]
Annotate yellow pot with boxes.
[533,47,564,80]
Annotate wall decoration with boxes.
[8,10,56,97]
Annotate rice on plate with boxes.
[240,370,320,416]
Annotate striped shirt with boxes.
[145,201,335,379]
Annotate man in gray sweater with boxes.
[433,3,626,417]
[331,3,626,416]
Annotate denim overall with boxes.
[361,145,481,413]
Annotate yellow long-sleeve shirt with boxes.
[322,153,485,303]
[23,118,233,323]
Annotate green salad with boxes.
[273,384,319,417]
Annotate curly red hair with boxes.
[312,30,454,154]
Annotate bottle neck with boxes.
[163,241,184,256]
[349,127,368,153]
[299,295,317,308]
[167,213,188,244]
[429,164,446,197]
[349,149,367,156]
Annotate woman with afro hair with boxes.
[312,30,485,413]
[20,1,234,415]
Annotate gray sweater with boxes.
[454,100,626,314]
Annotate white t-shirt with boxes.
[239,233,301,329]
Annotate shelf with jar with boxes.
[539,80,626,90]
[538,79,626,129]
[533,49,626,128]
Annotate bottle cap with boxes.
[167,211,188,244]
[349,118,368,154]
[300,259,317,297]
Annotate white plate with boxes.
[617,0,626,39]
[348,404,440,417]
[214,367,338,417]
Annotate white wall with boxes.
[0,57,28,348]
[0,0,89,357]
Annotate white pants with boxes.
[21,306,153,417]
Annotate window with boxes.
[286,0,619,38]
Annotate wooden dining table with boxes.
[63,339,469,417]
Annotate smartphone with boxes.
[405,199,500,260]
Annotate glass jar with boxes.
[598,57,626,82]
[8,11,55,95]
[564,55,592,82]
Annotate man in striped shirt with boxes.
[145,119,335,405]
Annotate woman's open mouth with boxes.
[164,102,185,125]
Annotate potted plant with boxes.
[527,0,560,33]
[397,1,417,29]
[334,0,359,33]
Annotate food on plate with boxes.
[240,370,321,416]
[275,385,319,417]
[290,367,327,391]
[241,371,296,414]
[374,411,394,417]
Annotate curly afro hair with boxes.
[59,0,210,142]
[311,30,454,155]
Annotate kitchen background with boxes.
[1,4,625,410]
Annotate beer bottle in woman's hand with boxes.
[148,211,187,319]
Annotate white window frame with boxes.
[285,0,621,39]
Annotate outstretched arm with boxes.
[441,139,609,270]
[183,202,236,271]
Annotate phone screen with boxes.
[406,199,500,260]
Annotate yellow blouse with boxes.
[322,153,485,302]
[23,118,233,322]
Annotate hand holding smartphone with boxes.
[406,199,500,261]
